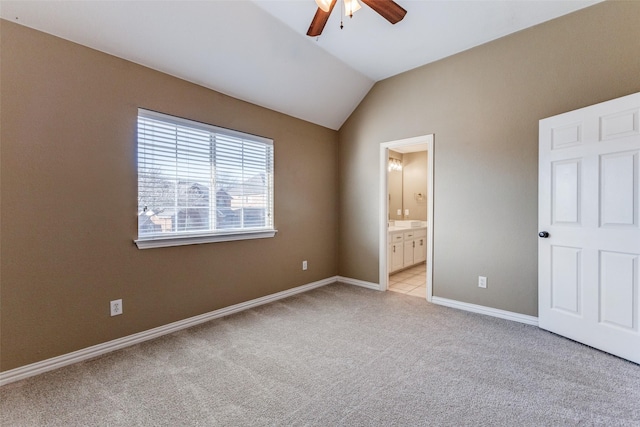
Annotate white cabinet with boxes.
[388,227,427,273]
[388,232,404,273]
[403,240,414,267]
[413,229,427,264]
[403,231,416,267]
[414,235,426,263]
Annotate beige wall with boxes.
[338,1,640,316]
[0,21,338,371]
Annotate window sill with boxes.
[134,229,277,249]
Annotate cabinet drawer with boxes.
[414,229,426,238]
[391,233,404,243]
[403,231,415,240]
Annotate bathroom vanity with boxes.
[388,222,427,273]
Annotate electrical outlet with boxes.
[110,299,123,316]
[302,260,308,271]
[478,276,487,289]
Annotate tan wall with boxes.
[338,1,640,316]
[402,151,428,221]
[0,21,338,371]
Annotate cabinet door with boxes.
[391,243,404,272]
[414,238,426,263]
[403,240,414,267]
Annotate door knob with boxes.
[538,231,550,238]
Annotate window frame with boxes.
[134,109,277,249]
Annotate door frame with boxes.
[379,134,434,300]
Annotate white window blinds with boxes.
[136,109,274,248]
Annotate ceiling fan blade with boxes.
[361,0,407,24]
[307,0,337,37]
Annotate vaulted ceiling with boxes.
[0,0,601,130]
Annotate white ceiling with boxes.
[0,0,601,130]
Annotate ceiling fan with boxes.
[307,0,407,37]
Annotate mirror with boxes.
[388,149,428,221]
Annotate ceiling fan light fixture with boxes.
[314,0,333,12]
[344,0,362,17]
[307,0,406,37]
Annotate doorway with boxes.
[379,135,434,301]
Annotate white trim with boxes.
[0,276,335,386]
[379,145,389,290]
[135,229,277,249]
[337,276,382,291]
[431,296,539,326]
[379,135,434,302]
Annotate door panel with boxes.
[550,246,582,315]
[600,108,639,141]
[539,92,640,364]
[600,151,638,227]
[552,160,582,224]
[599,251,638,331]
[551,122,582,149]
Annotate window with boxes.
[135,109,275,249]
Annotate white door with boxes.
[539,92,640,364]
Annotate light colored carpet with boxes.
[1,283,639,426]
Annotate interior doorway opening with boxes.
[379,135,434,301]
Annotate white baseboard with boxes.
[431,296,539,326]
[0,276,337,387]
[337,276,382,291]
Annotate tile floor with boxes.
[388,262,427,298]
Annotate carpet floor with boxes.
[1,283,639,426]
